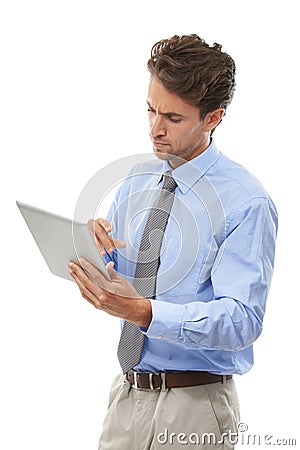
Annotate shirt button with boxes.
[157,335,164,339]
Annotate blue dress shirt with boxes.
[105,140,278,375]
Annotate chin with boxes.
[153,147,186,168]
[153,148,173,160]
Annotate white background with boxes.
[1,1,299,449]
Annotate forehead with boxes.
[147,76,199,117]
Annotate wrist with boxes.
[131,298,152,328]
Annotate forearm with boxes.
[145,296,263,351]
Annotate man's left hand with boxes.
[68,258,152,328]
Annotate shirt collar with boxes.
[157,139,220,194]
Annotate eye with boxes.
[168,117,182,124]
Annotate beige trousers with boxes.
[98,373,240,450]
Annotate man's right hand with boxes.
[87,218,126,256]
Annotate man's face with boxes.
[147,76,210,167]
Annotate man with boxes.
[68,34,278,449]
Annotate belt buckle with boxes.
[148,372,158,390]
[160,372,167,392]
[133,371,139,389]
[132,371,167,390]
[148,372,166,391]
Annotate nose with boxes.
[150,115,167,138]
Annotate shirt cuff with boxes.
[144,299,185,342]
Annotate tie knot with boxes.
[162,171,177,192]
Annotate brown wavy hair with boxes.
[147,34,236,121]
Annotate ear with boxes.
[203,108,225,133]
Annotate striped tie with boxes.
[117,171,177,374]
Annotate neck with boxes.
[169,137,212,169]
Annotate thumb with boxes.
[106,261,119,280]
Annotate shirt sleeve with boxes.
[145,196,278,351]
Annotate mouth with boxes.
[153,141,170,149]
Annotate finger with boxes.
[70,269,101,305]
[94,234,107,256]
[97,218,112,233]
[87,218,112,231]
[93,220,116,253]
[93,220,126,252]
[69,261,101,295]
[79,258,110,288]
[111,238,126,249]
[68,260,81,270]
[106,261,119,280]
[94,235,121,257]
[87,219,126,254]
[96,237,126,255]
[87,219,112,246]
[87,220,108,255]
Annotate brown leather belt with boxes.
[126,370,232,390]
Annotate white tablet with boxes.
[16,201,111,282]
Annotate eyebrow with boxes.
[147,100,186,119]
